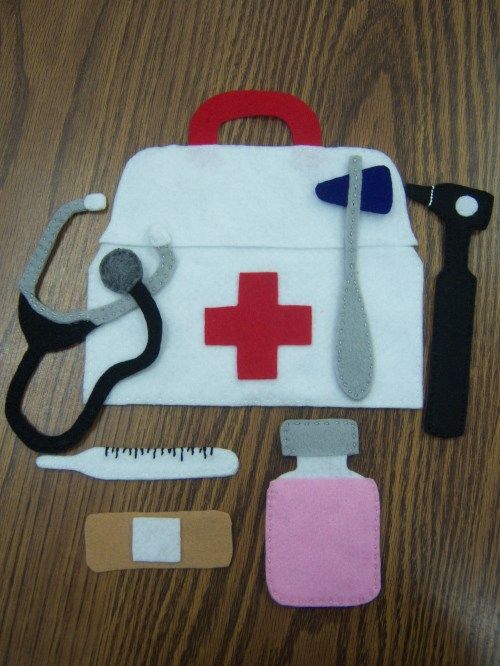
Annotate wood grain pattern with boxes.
[0,1,498,664]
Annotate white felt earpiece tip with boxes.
[148,225,171,246]
[84,193,107,211]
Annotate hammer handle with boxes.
[424,266,476,437]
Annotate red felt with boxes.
[205,273,312,380]
[188,91,322,146]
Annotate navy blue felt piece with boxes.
[315,165,393,214]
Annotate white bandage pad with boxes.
[132,517,181,563]
[85,511,232,571]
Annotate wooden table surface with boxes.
[0,1,498,664]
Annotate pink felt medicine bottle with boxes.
[265,419,381,607]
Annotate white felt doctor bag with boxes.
[85,91,423,407]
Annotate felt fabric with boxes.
[315,165,393,214]
[265,478,381,607]
[19,198,92,324]
[424,269,476,437]
[280,419,359,457]
[455,195,479,216]
[132,517,181,563]
[87,139,422,407]
[85,244,423,407]
[36,446,239,480]
[99,249,143,293]
[84,193,107,211]
[188,90,322,146]
[85,511,232,572]
[281,455,361,479]
[405,182,493,232]
[99,146,416,249]
[205,272,312,379]
[405,182,494,437]
[18,197,175,326]
[6,281,162,453]
[335,155,374,399]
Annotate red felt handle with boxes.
[188,91,322,146]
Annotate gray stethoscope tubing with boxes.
[19,194,175,326]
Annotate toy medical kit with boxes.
[265,419,380,607]
[36,446,239,480]
[406,182,494,437]
[5,195,174,453]
[85,91,423,408]
[85,511,233,572]
[6,89,496,608]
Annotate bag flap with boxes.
[100,145,417,249]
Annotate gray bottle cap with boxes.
[280,419,359,457]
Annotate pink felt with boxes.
[265,477,381,607]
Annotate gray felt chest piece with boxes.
[100,249,143,294]
[280,419,359,457]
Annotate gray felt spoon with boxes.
[335,155,374,399]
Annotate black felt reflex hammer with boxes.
[405,182,494,438]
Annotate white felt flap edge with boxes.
[100,145,417,250]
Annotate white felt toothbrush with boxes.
[36,446,239,480]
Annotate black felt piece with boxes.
[405,183,493,231]
[406,182,494,438]
[18,294,96,350]
[424,269,476,437]
[100,248,143,294]
[5,283,162,453]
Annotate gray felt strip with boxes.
[280,419,359,457]
[18,199,175,325]
[335,155,374,400]
[20,199,87,299]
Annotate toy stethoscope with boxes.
[5,193,175,454]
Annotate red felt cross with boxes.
[205,272,312,379]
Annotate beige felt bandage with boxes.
[85,511,232,572]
